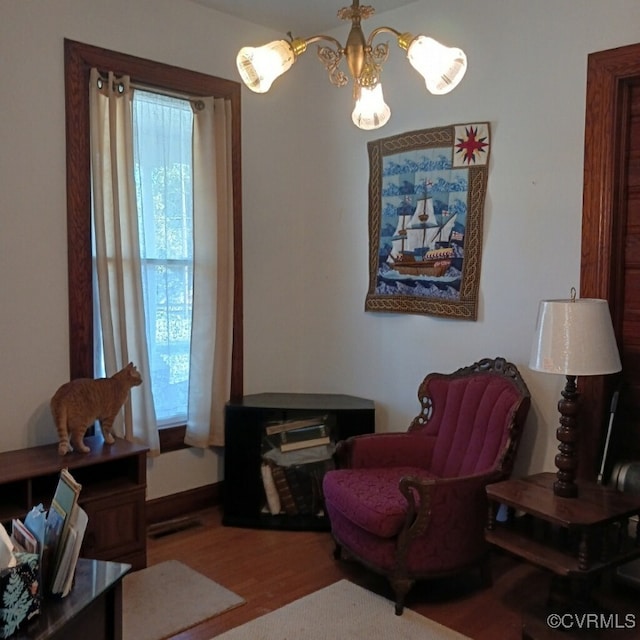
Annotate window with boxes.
[134,90,194,425]
[65,40,243,452]
[94,90,195,425]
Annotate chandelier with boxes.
[236,1,467,130]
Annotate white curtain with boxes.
[89,68,160,455]
[185,97,234,448]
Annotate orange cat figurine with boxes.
[51,362,143,455]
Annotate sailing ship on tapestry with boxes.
[386,180,462,279]
[366,122,490,319]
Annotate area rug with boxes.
[214,579,470,640]
[122,560,245,640]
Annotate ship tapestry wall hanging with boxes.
[365,122,490,319]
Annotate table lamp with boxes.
[529,289,621,498]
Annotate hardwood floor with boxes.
[146,507,640,639]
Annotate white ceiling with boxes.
[189,0,418,36]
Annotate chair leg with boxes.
[390,576,414,615]
[333,541,342,560]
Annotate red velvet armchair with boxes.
[322,357,531,614]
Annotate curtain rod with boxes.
[94,70,203,103]
[130,81,203,104]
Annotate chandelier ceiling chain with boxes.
[236,0,467,130]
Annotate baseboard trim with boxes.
[146,482,221,525]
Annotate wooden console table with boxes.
[15,559,130,640]
[0,436,148,569]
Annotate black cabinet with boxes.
[223,392,375,530]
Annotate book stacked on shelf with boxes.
[261,458,336,516]
[265,416,331,453]
[261,416,335,516]
[279,424,330,452]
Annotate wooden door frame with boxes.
[579,43,640,478]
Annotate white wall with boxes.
[2,0,640,499]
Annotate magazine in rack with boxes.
[41,468,88,596]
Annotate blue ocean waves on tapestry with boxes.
[377,266,462,299]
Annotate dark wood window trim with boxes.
[64,40,244,453]
[158,425,189,454]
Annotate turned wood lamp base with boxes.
[553,374,580,498]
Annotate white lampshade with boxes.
[529,298,622,376]
[236,40,296,93]
[351,83,391,130]
[406,36,467,95]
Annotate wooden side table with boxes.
[486,472,640,577]
[486,473,640,638]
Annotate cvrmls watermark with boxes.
[547,613,636,631]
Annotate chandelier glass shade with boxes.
[236,40,297,93]
[236,1,467,130]
[351,83,391,129]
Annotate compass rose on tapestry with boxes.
[453,124,490,167]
